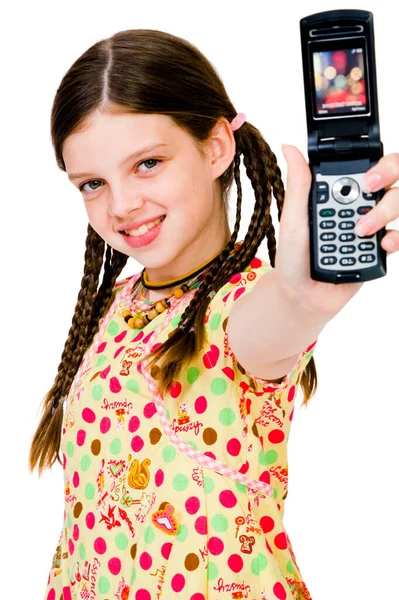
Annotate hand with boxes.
[274,144,399,322]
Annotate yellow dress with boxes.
[44,253,317,600]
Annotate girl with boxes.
[29,29,399,600]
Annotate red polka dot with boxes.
[86,512,95,529]
[76,429,86,446]
[194,516,208,535]
[260,515,275,533]
[161,542,172,560]
[289,407,295,421]
[109,376,122,393]
[82,408,96,423]
[195,396,207,414]
[68,539,74,556]
[185,496,200,515]
[100,417,111,433]
[155,469,164,486]
[108,557,121,575]
[97,342,107,354]
[273,582,287,599]
[288,385,296,402]
[72,471,80,488]
[268,429,285,444]
[131,436,144,452]
[204,451,216,460]
[233,287,246,302]
[170,381,182,399]
[190,595,205,600]
[72,524,79,541]
[63,453,67,469]
[250,257,262,268]
[265,538,273,554]
[136,590,151,600]
[128,416,140,432]
[219,490,237,508]
[208,536,224,555]
[171,573,186,592]
[46,589,56,600]
[94,537,107,554]
[259,470,271,484]
[139,552,153,570]
[62,587,72,600]
[143,402,156,418]
[274,532,288,550]
[226,438,241,456]
[114,330,128,343]
[227,553,243,573]
[229,273,241,284]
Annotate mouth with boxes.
[121,215,166,236]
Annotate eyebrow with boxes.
[67,142,170,181]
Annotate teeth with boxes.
[124,216,164,236]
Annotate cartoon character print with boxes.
[177,399,190,424]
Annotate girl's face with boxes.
[62,110,235,282]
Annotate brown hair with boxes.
[29,28,317,476]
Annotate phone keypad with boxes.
[314,173,378,270]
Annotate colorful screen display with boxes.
[312,47,368,117]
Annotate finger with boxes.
[380,228,399,254]
[364,152,399,193]
[281,144,312,226]
[354,186,399,237]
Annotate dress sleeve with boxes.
[207,257,317,395]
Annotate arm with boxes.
[227,269,330,381]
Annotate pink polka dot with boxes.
[94,537,107,554]
[131,435,144,452]
[46,588,56,600]
[135,590,151,600]
[195,516,208,535]
[171,573,185,592]
[229,273,241,284]
[76,429,86,446]
[204,451,216,460]
[108,557,121,575]
[273,582,287,599]
[128,416,140,432]
[288,385,296,402]
[143,402,156,418]
[62,587,72,600]
[289,407,295,421]
[227,553,243,573]
[185,496,200,515]
[268,429,285,444]
[190,595,205,600]
[82,408,96,423]
[100,417,111,433]
[139,552,152,570]
[195,396,207,414]
[63,453,67,469]
[226,438,241,456]
[115,330,128,343]
[68,539,75,556]
[219,490,237,508]
[161,542,172,560]
[109,376,122,393]
[72,524,79,541]
[170,381,182,399]
[72,471,80,488]
[233,287,246,302]
[86,512,95,529]
[274,532,288,550]
[208,536,224,555]
[155,469,164,486]
[97,342,107,354]
[260,516,275,533]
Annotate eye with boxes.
[78,158,162,194]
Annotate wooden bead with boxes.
[121,309,132,318]
[127,316,136,328]
[173,288,184,298]
[148,309,159,320]
[155,302,166,313]
[134,318,145,329]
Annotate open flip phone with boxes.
[300,9,387,283]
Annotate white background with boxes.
[1,1,398,598]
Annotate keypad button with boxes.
[320,232,336,241]
[320,244,337,253]
[340,257,356,266]
[339,233,355,242]
[338,221,355,230]
[338,209,354,218]
[359,242,375,251]
[339,245,356,254]
[319,208,336,217]
[317,192,329,203]
[357,206,373,215]
[317,181,329,192]
[362,191,378,200]
[321,256,337,265]
[320,220,336,229]
[359,254,375,263]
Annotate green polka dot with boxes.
[163,445,176,463]
[126,379,140,393]
[219,407,235,426]
[91,384,103,402]
[107,320,120,336]
[84,483,95,500]
[143,526,155,544]
[79,543,86,560]
[211,378,228,395]
[258,553,268,571]
[187,367,199,384]
[286,559,294,574]
[251,556,261,576]
[173,473,189,491]
[165,408,170,421]
[171,315,182,328]
[80,455,91,472]
[66,441,74,458]
[187,441,198,450]
[115,532,129,550]
[273,487,278,500]
[95,354,108,368]
[176,524,188,542]
[207,561,218,581]
[209,312,222,331]
[203,476,214,494]
[234,481,247,494]
[130,566,136,585]
[67,566,70,578]
[67,513,72,529]
[98,576,110,594]
[109,438,121,455]
[259,449,278,466]
[211,514,228,533]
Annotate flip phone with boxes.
[300,9,387,283]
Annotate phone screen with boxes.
[310,39,370,118]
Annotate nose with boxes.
[107,182,146,219]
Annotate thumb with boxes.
[281,144,313,223]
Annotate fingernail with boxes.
[364,172,382,192]
[354,218,375,237]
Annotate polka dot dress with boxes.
[44,254,317,600]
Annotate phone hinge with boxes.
[318,137,369,155]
